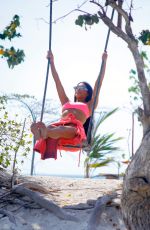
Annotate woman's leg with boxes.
[41,125,77,139]
[48,125,77,139]
[31,122,77,140]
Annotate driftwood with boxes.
[12,184,78,222]
[0,209,16,225]
[0,170,78,222]
[15,182,50,194]
[63,203,94,210]
[87,193,117,230]
[0,169,13,188]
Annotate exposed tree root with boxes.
[87,193,117,230]
[12,184,79,222]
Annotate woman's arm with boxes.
[47,51,69,105]
[89,52,108,110]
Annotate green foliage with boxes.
[92,108,119,138]
[75,14,99,30]
[0,15,25,68]
[128,69,141,102]
[0,46,25,68]
[13,94,35,100]
[90,133,122,158]
[84,108,122,177]
[139,30,150,45]
[0,97,31,169]
[128,51,150,106]
[88,158,113,169]
[141,51,149,60]
[0,15,21,41]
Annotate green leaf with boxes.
[83,15,93,25]
[75,15,84,27]
[138,30,150,45]
[0,34,6,39]
[130,69,136,75]
[75,14,99,29]
[92,14,99,24]
[83,108,122,177]
[141,51,148,60]
[89,158,113,168]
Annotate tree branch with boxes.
[92,0,135,40]
[117,0,123,28]
[53,0,89,23]
[90,0,106,14]
[91,2,150,115]
[11,118,26,188]
[106,0,129,22]
[97,10,131,44]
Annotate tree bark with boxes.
[85,163,90,178]
[121,132,150,230]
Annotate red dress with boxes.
[34,113,87,160]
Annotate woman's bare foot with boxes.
[39,123,48,139]
[30,123,41,140]
[31,122,48,140]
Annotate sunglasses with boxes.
[74,86,88,91]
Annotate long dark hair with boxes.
[74,81,93,102]
[74,81,93,139]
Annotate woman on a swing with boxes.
[31,50,107,152]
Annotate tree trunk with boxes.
[121,131,150,230]
[85,163,90,178]
[92,1,150,228]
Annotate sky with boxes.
[0,0,150,177]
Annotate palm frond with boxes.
[89,158,113,168]
[84,108,122,178]
[92,108,119,137]
[90,133,123,158]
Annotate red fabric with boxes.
[34,138,58,160]
[52,113,86,151]
[34,139,46,158]
[33,113,87,159]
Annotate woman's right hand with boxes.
[102,51,108,60]
[47,50,54,63]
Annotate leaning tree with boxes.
[75,0,150,229]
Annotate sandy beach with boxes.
[0,176,127,230]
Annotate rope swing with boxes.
[36,2,115,156]
[40,0,53,122]
[86,8,115,144]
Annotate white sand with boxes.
[0,176,127,230]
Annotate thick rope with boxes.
[86,8,115,144]
[40,0,53,122]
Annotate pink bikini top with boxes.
[62,102,90,119]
